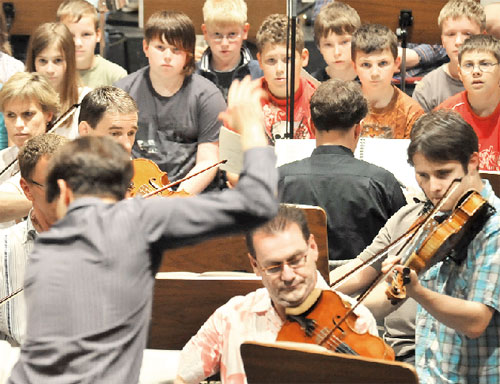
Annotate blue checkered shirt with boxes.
[415,180,500,384]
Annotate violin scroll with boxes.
[386,267,411,305]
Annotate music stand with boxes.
[241,341,418,384]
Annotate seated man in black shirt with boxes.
[278,79,406,262]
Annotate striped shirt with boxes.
[0,215,36,345]
[415,181,500,384]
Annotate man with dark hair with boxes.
[0,134,68,380]
[278,79,406,261]
[115,11,226,194]
[78,86,138,155]
[8,77,278,384]
[176,204,378,384]
[331,109,500,381]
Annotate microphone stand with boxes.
[396,10,413,93]
[286,0,297,139]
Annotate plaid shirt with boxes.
[415,181,500,384]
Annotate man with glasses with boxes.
[436,34,500,171]
[0,134,68,381]
[175,205,378,384]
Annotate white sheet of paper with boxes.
[219,127,243,174]
[275,139,316,167]
[354,138,418,190]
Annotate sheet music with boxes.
[219,127,244,174]
[354,138,418,190]
[275,139,316,167]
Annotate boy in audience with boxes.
[413,0,485,112]
[436,34,500,171]
[197,0,262,101]
[115,11,226,194]
[256,14,316,143]
[352,24,424,139]
[57,0,127,87]
[312,1,360,82]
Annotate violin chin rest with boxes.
[286,288,322,316]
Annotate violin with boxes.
[129,158,227,198]
[129,158,190,198]
[276,288,395,361]
[386,189,495,304]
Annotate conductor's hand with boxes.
[219,76,268,151]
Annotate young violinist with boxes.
[331,109,500,382]
[8,76,279,384]
[175,205,379,384]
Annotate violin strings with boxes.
[305,325,358,356]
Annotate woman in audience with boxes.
[0,72,60,227]
[26,22,91,139]
[0,8,24,150]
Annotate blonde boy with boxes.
[256,14,316,142]
[57,0,127,87]
[413,0,485,112]
[436,34,500,171]
[352,24,424,139]
[197,0,262,100]
[313,1,360,82]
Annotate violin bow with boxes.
[141,159,227,198]
[0,104,79,180]
[330,178,463,291]
[0,287,23,307]
[328,179,465,331]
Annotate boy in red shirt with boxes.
[436,34,500,171]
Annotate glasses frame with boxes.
[460,61,499,74]
[26,178,45,188]
[258,246,310,276]
[209,32,242,44]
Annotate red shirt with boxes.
[436,91,500,171]
[260,77,316,143]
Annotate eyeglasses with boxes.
[26,178,45,188]
[209,32,241,43]
[460,61,499,74]
[259,248,309,276]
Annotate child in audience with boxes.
[197,0,262,100]
[436,34,500,171]
[413,0,485,112]
[312,1,360,82]
[352,24,424,139]
[256,13,316,143]
[26,22,91,139]
[57,0,128,88]
[0,7,24,151]
[115,11,226,194]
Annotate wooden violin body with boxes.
[129,158,190,198]
[277,289,395,361]
[386,190,494,303]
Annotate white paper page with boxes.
[354,138,419,191]
[275,139,316,167]
[219,127,243,174]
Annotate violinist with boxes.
[331,110,500,382]
[176,205,378,384]
[8,76,278,384]
[77,86,138,155]
[0,133,68,381]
